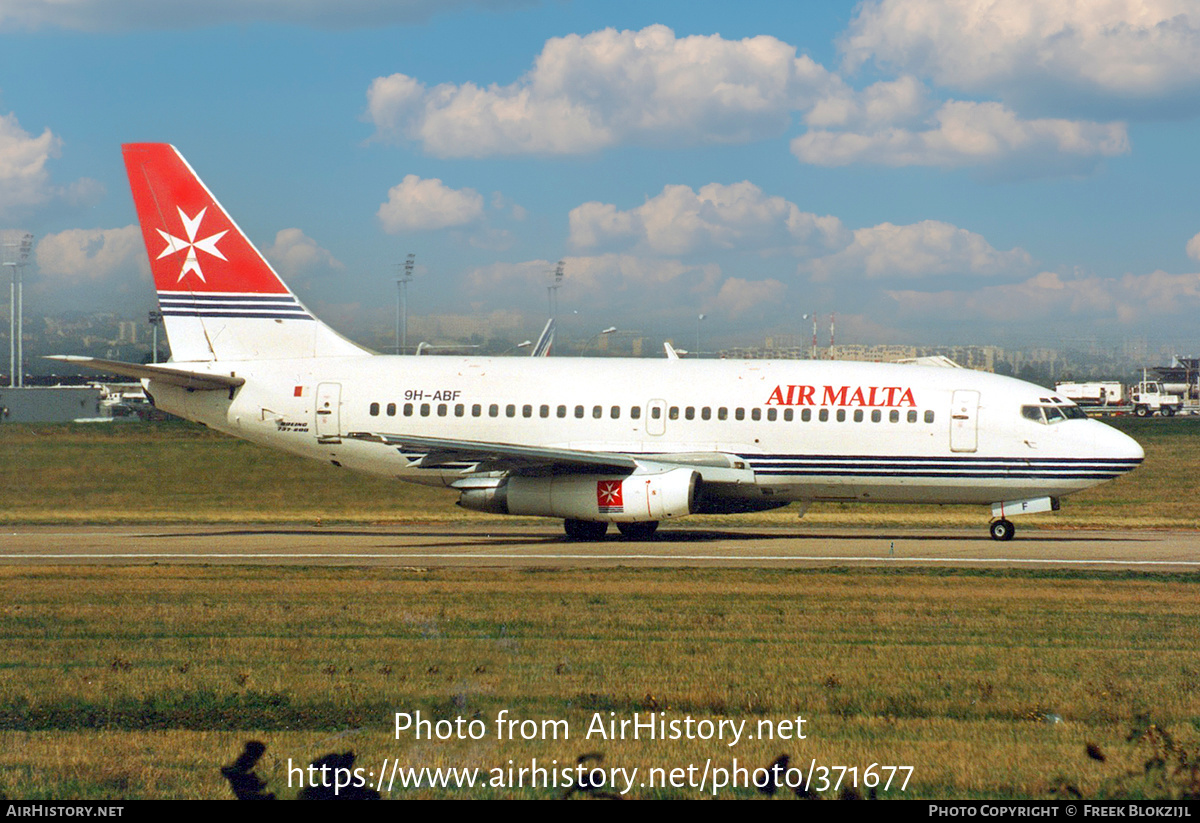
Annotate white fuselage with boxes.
[147,355,1144,509]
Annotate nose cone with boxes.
[1092,420,1144,465]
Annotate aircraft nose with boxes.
[1097,422,1144,464]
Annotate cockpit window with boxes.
[1023,403,1086,424]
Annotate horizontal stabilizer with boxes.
[45,356,245,391]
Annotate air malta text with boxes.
[766,385,916,407]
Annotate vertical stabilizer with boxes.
[122,143,366,362]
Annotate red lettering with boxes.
[883,387,900,406]
[848,387,866,406]
[822,386,848,406]
[767,386,785,406]
[867,387,880,406]
[897,388,915,407]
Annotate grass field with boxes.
[1,418,1198,799]
[1,416,1197,528]
[1,565,1198,799]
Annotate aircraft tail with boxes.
[122,143,367,362]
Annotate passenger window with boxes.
[685,407,695,420]
[651,406,662,419]
[871,409,881,423]
[890,410,900,423]
[455,403,464,417]
[437,403,447,417]
[783,408,793,422]
[575,405,584,419]
[701,407,711,420]
[593,405,602,419]
[404,403,414,416]
[801,408,811,422]
[631,406,641,420]
[471,404,481,417]
[506,404,516,417]
[907,410,917,423]
[836,409,846,422]
[818,408,829,422]
[387,402,396,416]
[718,407,728,421]
[611,406,620,419]
[669,406,679,420]
[557,405,567,418]
[853,409,864,423]
[369,402,379,416]
[522,404,532,418]
[539,405,549,418]
[766,408,776,421]
[735,408,745,421]
[924,410,935,423]
[751,408,761,421]
[420,403,430,417]
[489,404,499,418]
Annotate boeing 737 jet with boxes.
[54,144,1144,541]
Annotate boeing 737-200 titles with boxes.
[53,144,1144,541]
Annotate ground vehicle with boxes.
[1129,381,1183,417]
[1054,381,1124,407]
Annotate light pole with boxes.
[395,253,415,355]
[580,326,616,356]
[148,310,163,363]
[2,232,32,388]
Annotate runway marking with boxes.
[5,552,1200,566]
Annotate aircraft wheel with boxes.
[989,519,1015,542]
[563,519,608,541]
[616,521,659,540]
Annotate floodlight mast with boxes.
[2,232,32,388]
[395,253,415,355]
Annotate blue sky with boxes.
[3,0,1200,353]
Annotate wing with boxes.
[346,432,636,473]
[345,431,756,483]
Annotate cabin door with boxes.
[949,390,979,453]
[315,382,342,443]
[646,399,667,436]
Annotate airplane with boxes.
[53,143,1144,542]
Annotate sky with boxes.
[2,0,1200,353]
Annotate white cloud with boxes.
[1187,231,1200,262]
[377,175,485,233]
[842,0,1200,116]
[0,112,62,216]
[569,181,849,256]
[793,100,1129,173]
[34,226,145,281]
[367,24,838,157]
[0,0,536,31]
[263,228,345,281]
[804,219,1034,282]
[887,268,1200,327]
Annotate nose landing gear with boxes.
[989,519,1015,541]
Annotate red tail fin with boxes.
[122,143,365,361]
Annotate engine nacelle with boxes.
[457,468,698,523]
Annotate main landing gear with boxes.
[562,519,661,541]
[989,519,1015,542]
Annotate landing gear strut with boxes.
[989,519,1015,542]
[563,519,608,541]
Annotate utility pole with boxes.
[395,253,415,355]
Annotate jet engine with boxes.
[456,468,698,523]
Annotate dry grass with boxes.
[1,565,1198,798]
[1,417,1196,529]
